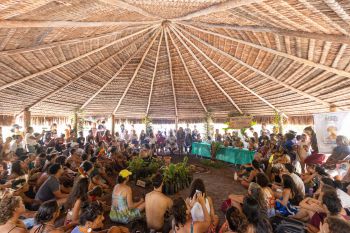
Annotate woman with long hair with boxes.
[172,194,210,233]
[0,195,27,233]
[275,174,303,216]
[242,197,272,233]
[30,200,63,233]
[9,160,26,180]
[65,177,89,226]
[187,179,219,232]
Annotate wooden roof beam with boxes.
[175,25,331,108]
[113,29,162,114]
[167,27,207,113]
[164,28,178,118]
[179,23,350,80]
[181,21,350,44]
[98,0,162,20]
[0,24,148,56]
[80,30,159,110]
[172,25,285,116]
[172,0,263,21]
[146,29,164,115]
[169,26,243,114]
[323,0,350,26]
[0,25,157,91]
[0,20,161,28]
[27,28,157,111]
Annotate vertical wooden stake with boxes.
[73,112,78,139]
[23,108,31,131]
[175,116,179,130]
[111,114,115,136]
[278,112,284,135]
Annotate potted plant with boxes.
[210,141,221,161]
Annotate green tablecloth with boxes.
[191,142,255,165]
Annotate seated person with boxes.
[109,169,144,224]
[239,160,263,189]
[30,200,63,233]
[145,173,173,233]
[319,216,350,233]
[35,164,68,205]
[71,202,104,233]
[172,194,210,233]
[0,195,27,233]
[242,197,272,233]
[218,206,248,233]
[323,135,350,173]
[186,179,219,231]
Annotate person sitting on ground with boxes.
[242,196,272,233]
[318,216,350,233]
[283,163,305,196]
[0,195,27,233]
[35,163,68,205]
[239,160,263,189]
[186,179,219,232]
[229,182,267,215]
[71,202,104,233]
[218,206,248,233]
[172,193,210,233]
[109,169,144,224]
[30,200,63,233]
[323,135,350,176]
[65,177,90,226]
[255,173,275,213]
[274,174,304,217]
[145,173,173,233]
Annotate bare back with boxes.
[146,191,172,230]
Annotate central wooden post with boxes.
[73,112,78,139]
[175,116,179,130]
[23,108,31,131]
[111,114,115,136]
[278,112,284,134]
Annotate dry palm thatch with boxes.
[0,0,350,121]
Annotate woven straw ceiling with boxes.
[0,0,350,120]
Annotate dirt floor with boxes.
[130,154,248,225]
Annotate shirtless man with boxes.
[145,173,173,233]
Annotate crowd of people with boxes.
[0,121,350,233]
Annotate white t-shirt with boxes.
[337,188,350,208]
[191,198,211,221]
[10,141,24,152]
[25,133,37,146]
[290,173,305,195]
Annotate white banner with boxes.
[314,112,350,154]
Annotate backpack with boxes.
[270,215,305,233]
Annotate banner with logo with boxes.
[313,112,350,154]
[228,116,252,129]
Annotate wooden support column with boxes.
[73,112,78,139]
[175,116,179,130]
[278,112,284,135]
[330,104,337,112]
[111,115,115,136]
[23,108,31,131]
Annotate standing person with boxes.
[130,130,138,147]
[145,173,173,233]
[214,129,222,142]
[156,131,166,154]
[148,132,156,154]
[10,135,25,157]
[304,126,318,154]
[298,133,311,173]
[184,132,193,155]
[139,130,147,146]
[176,127,185,156]
[0,195,27,233]
[77,131,85,149]
[24,127,44,153]
[166,131,177,156]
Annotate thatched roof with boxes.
[0,0,350,121]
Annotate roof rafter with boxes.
[172,25,285,115]
[179,23,350,80]
[164,27,178,118]
[0,25,157,91]
[167,26,207,113]
[0,0,51,19]
[0,24,148,56]
[146,29,163,115]
[323,0,350,27]
[169,25,243,114]
[172,0,263,21]
[175,24,331,108]
[98,0,162,20]
[27,29,155,110]
[0,20,161,28]
[80,30,159,110]
[113,29,162,114]
[181,21,350,45]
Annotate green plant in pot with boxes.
[210,141,221,161]
[127,157,144,180]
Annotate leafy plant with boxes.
[204,110,214,141]
[127,157,144,174]
[211,141,222,160]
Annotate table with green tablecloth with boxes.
[191,142,255,165]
